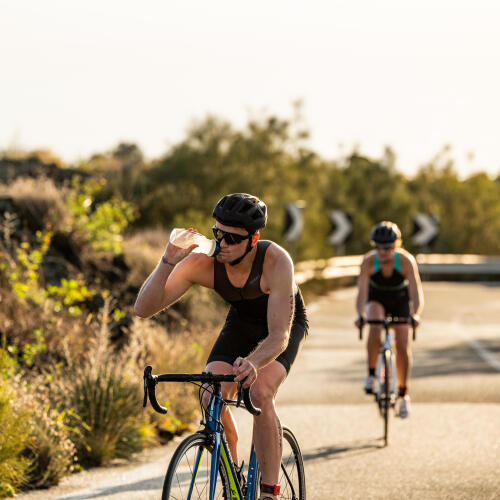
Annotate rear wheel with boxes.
[279,427,306,500]
[162,432,231,499]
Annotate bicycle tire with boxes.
[382,349,391,446]
[280,426,306,500]
[162,432,231,500]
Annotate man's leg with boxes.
[249,360,287,500]
[365,301,384,391]
[394,325,411,418]
[394,325,411,392]
[204,361,239,463]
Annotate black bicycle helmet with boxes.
[212,193,267,233]
[370,221,401,244]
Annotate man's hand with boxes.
[354,316,366,329]
[233,357,257,388]
[163,241,198,266]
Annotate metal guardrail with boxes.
[295,254,500,285]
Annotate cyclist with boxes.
[355,221,424,418]
[134,193,308,500]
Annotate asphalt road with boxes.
[17,282,500,500]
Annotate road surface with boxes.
[17,282,500,499]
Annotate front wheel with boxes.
[381,349,391,446]
[279,426,306,500]
[162,432,231,500]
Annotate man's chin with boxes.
[216,253,232,263]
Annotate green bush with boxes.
[66,177,136,254]
[24,405,77,489]
[0,350,31,498]
[65,362,152,466]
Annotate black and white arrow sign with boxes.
[283,202,305,242]
[411,213,440,247]
[328,210,352,246]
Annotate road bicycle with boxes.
[358,317,416,446]
[143,365,306,499]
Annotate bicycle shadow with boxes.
[302,438,382,463]
[55,475,164,500]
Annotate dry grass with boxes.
[130,317,221,436]
[0,176,67,228]
[122,227,170,286]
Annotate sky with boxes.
[1,0,500,178]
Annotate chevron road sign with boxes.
[327,210,352,246]
[283,202,305,242]
[412,213,440,247]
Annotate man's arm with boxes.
[355,256,371,323]
[403,253,424,320]
[233,249,295,386]
[134,242,202,318]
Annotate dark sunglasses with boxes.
[374,243,395,250]
[212,226,252,245]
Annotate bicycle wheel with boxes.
[279,426,306,500]
[162,432,231,500]
[382,349,391,446]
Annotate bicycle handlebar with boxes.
[143,366,261,416]
[358,317,417,341]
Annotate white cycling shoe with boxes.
[364,375,377,394]
[396,395,411,418]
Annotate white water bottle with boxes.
[169,228,219,257]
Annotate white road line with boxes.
[454,322,500,372]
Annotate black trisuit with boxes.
[368,252,410,317]
[207,240,308,373]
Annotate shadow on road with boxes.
[413,338,500,377]
[302,439,381,462]
[314,338,500,382]
[56,476,164,500]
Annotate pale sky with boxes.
[1,0,499,177]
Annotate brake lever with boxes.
[236,382,244,408]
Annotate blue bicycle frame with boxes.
[191,381,260,500]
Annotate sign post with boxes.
[327,210,352,255]
[283,201,306,257]
[411,213,440,251]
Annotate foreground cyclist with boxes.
[355,221,424,418]
[135,193,308,500]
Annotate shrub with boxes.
[47,301,156,467]
[66,177,135,254]
[64,361,151,466]
[0,349,31,497]
[24,404,77,489]
[130,318,221,440]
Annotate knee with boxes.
[250,384,275,410]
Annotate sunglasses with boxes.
[374,243,395,250]
[212,226,252,245]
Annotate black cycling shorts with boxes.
[368,286,410,318]
[207,300,308,374]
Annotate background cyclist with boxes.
[354,221,424,418]
[134,193,308,500]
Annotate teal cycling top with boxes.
[369,252,409,292]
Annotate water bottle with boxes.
[169,228,219,257]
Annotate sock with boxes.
[398,386,407,397]
[369,368,376,377]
